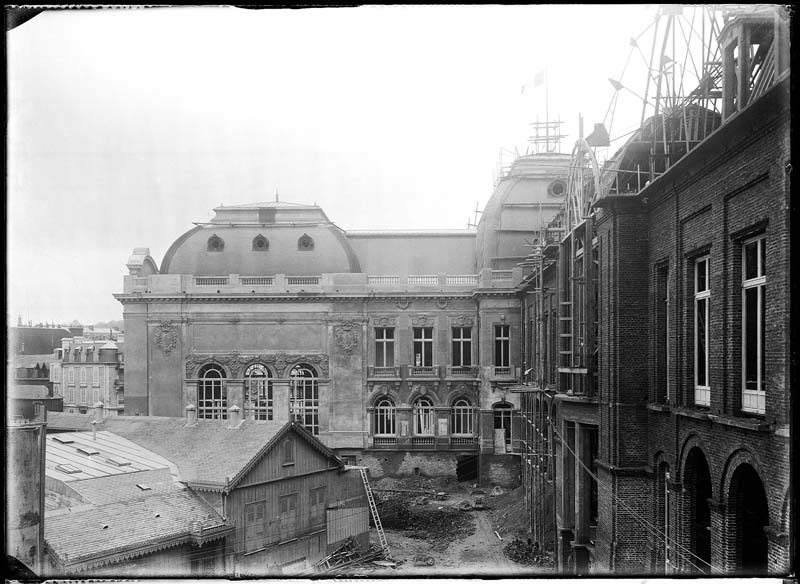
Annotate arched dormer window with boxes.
[289,364,319,435]
[413,396,435,435]
[297,234,314,251]
[207,235,224,252]
[198,364,227,420]
[252,235,269,251]
[374,397,396,436]
[451,397,474,435]
[244,363,273,420]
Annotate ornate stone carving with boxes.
[411,314,435,327]
[333,321,361,355]
[153,322,179,356]
[371,314,397,327]
[396,298,410,310]
[436,298,450,309]
[186,352,330,378]
[449,314,475,326]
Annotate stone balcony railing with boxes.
[367,366,402,379]
[446,365,479,378]
[123,268,523,295]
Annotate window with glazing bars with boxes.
[413,327,433,367]
[742,236,766,414]
[374,398,396,435]
[244,363,273,420]
[289,364,319,435]
[450,398,473,435]
[451,327,472,366]
[198,364,227,420]
[494,325,510,367]
[375,328,395,367]
[694,256,710,407]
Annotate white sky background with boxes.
[8,4,657,325]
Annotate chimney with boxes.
[227,405,241,428]
[185,403,197,426]
[93,401,105,423]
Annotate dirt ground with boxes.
[342,476,553,576]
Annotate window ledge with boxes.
[647,402,671,412]
[707,414,771,432]
[674,407,711,421]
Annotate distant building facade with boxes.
[115,154,571,483]
[53,337,124,416]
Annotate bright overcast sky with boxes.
[8,4,658,325]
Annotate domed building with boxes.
[116,156,566,480]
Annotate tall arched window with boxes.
[198,364,227,420]
[374,398,396,436]
[413,396,435,435]
[450,398,473,435]
[244,363,273,420]
[493,402,513,447]
[289,364,319,435]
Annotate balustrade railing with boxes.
[450,436,478,446]
[490,270,514,281]
[194,276,229,286]
[408,275,438,286]
[373,436,397,446]
[408,365,439,377]
[286,276,320,286]
[446,274,478,286]
[447,365,478,377]
[367,275,401,286]
[368,366,401,378]
[240,276,275,286]
[493,366,513,377]
[411,436,435,446]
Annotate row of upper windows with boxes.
[60,366,106,385]
[207,234,314,252]
[683,235,767,414]
[375,325,510,368]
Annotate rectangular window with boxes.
[742,237,766,414]
[494,325,510,367]
[375,328,395,367]
[80,367,87,385]
[245,501,266,553]
[309,486,326,522]
[694,256,710,406]
[53,383,60,396]
[451,327,472,367]
[93,366,99,386]
[52,365,61,382]
[69,367,75,384]
[656,264,670,403]
[413,327,434,367]
[80,387,87,405]
[67,386,75,404]
[279,493,299,538]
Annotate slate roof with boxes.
[11,354,56,368]
[46,413,343,491]
[45,485,228,571]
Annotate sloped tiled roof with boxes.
[66,468,176,505]
[46,413,343,490]
[45,486,228,570]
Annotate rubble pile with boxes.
[503,538,555,567]
[376,494,475,551]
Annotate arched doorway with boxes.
[728,463,769,574]
[684,447,712,573]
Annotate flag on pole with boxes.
[533,69,545,88]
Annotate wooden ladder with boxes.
[350,465,389,554]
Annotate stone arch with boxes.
[187,357,233,379]
[444,385,478,407]
[720,447,766,504]
[407,383,441,406]
[367,384,400,407]
[677,432,712,487]
[681,442,714,573]
[725,458,770,574]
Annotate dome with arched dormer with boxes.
[160,201,361,276]
[476,153,570,273]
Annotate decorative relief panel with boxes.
[333,321,361,355]
[396,298,411,310]
[436,298,450,309]
[153,322,179,356]
[448,314,475,326]
[371,314,397,327]
[411,314,436,327]
[185,352,330,378]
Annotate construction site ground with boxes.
[342,476,554,576]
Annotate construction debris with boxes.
[414,554,435,567]
[491,486,505,496]
[503,538,555,567]
[309,539,392,575]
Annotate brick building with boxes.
[517,7,791,576]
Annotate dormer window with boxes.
[207,235,225,252]
[298,234,314,251]
[252,235,269,251]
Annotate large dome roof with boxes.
[160,202,361,276]
[476,153,570,272]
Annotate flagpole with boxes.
[545,68,550,152]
